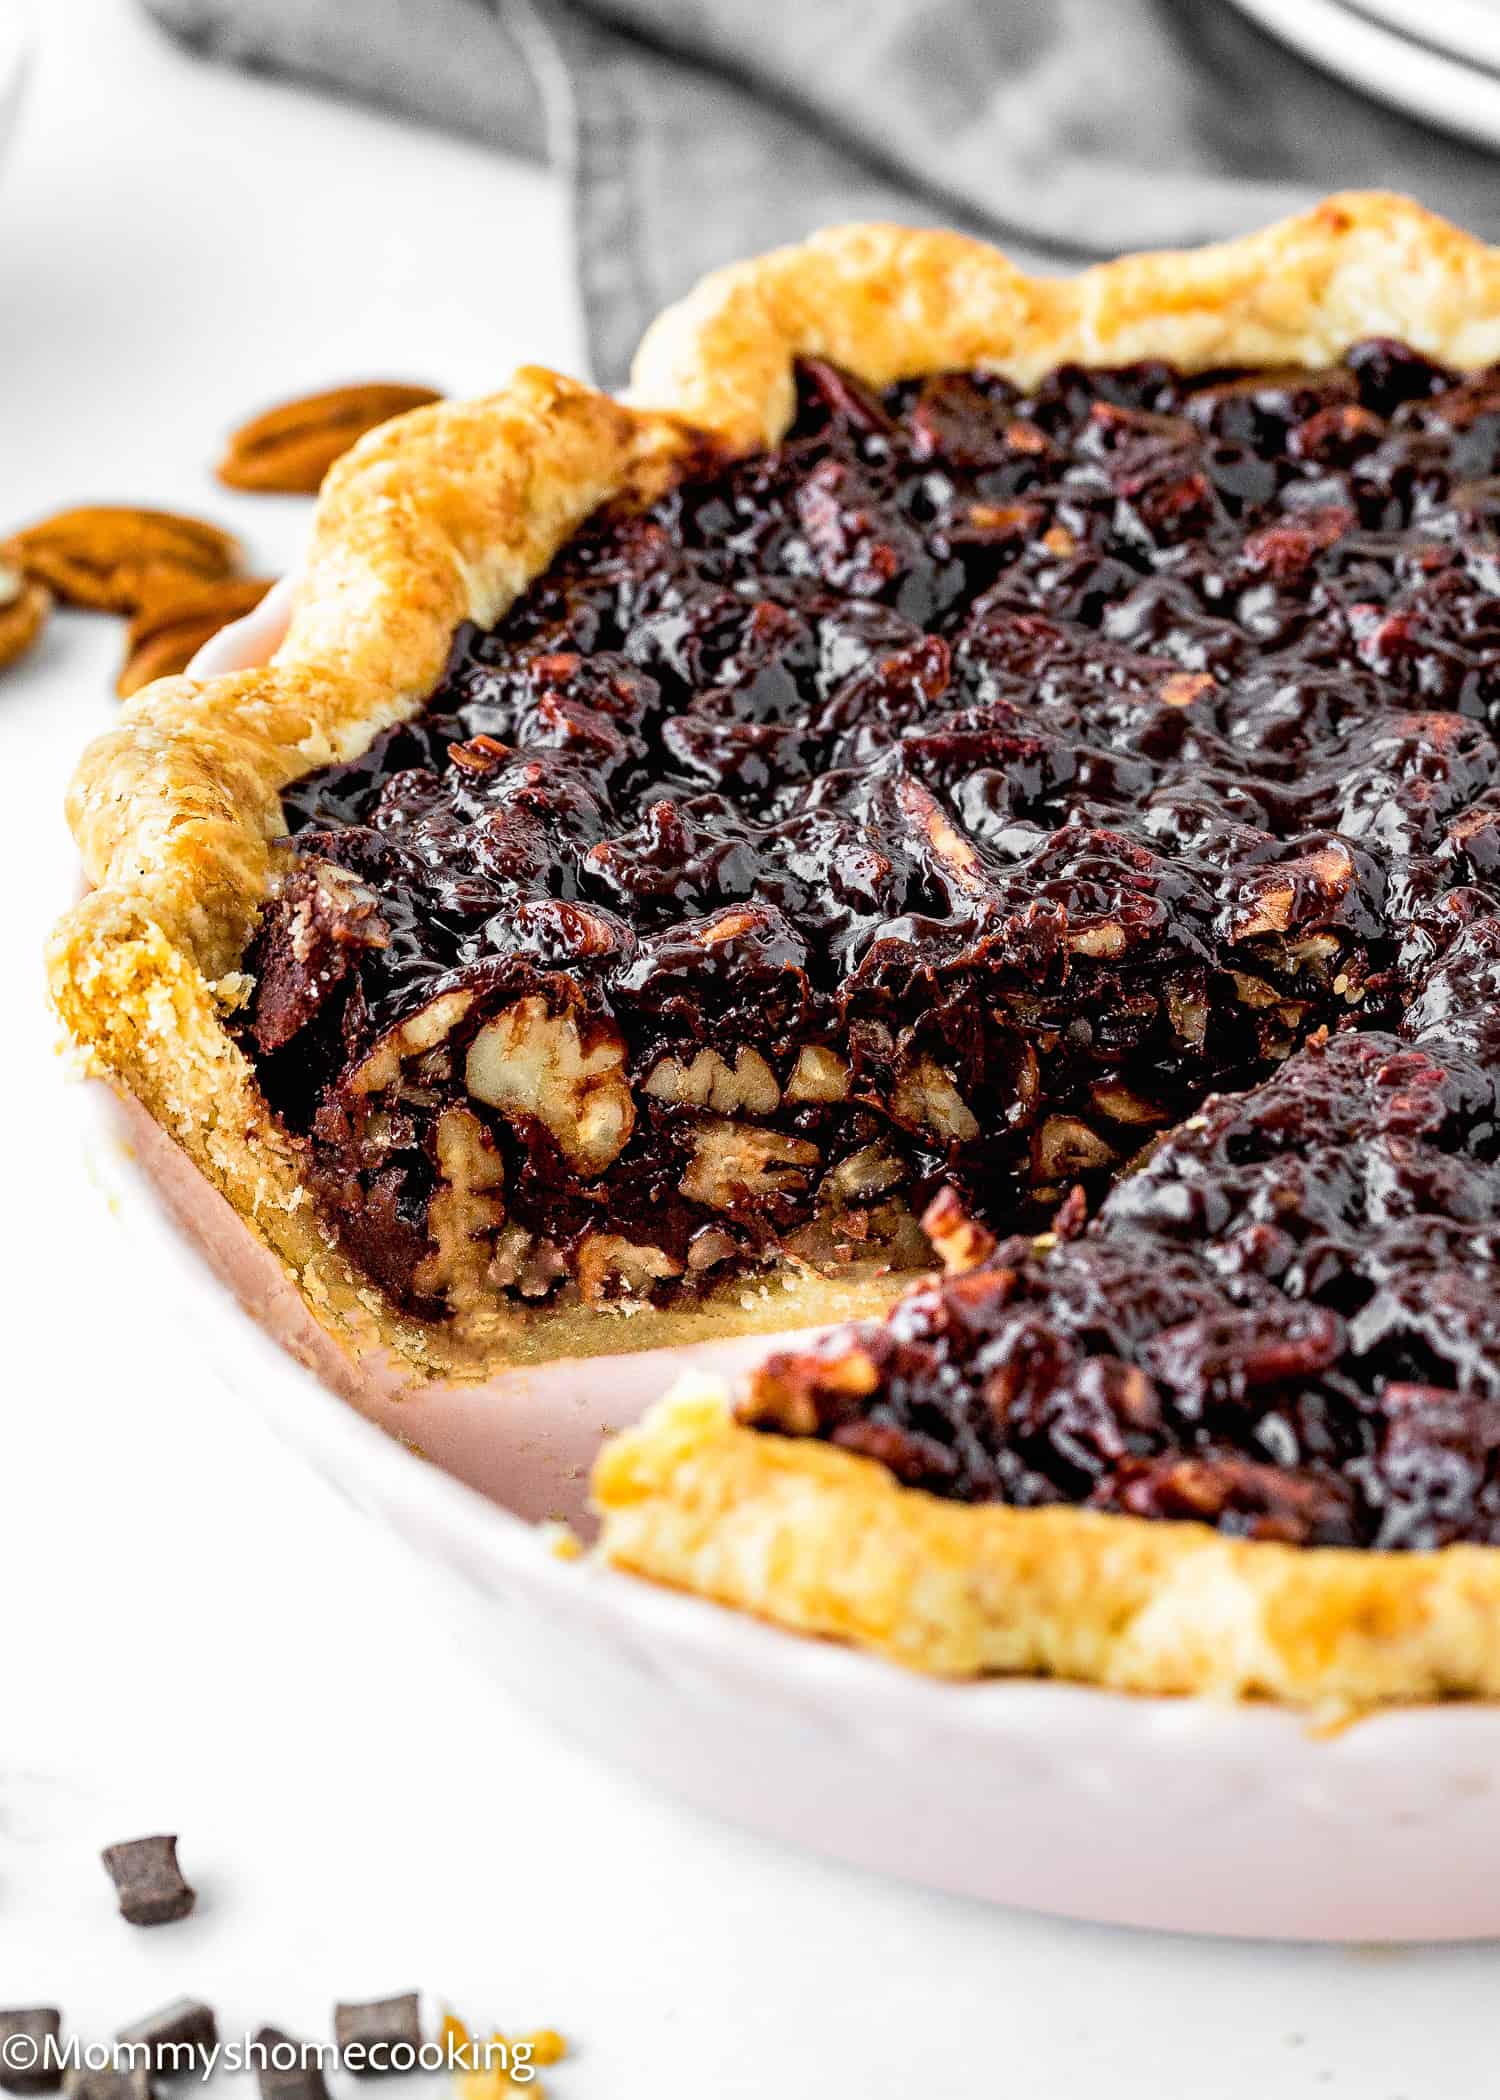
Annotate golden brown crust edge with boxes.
[594,1382,1500,1705]
[48,192,1500,1378]
[60,373,692,984]
[628,190,1500,446]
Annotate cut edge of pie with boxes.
[46,192,1500,1447]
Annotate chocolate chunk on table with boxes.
[253,2031,329,2100]
[100,1835,196,1927]
[333,1998,422,2076]
[0,2011,62,2095]
[62,2070,152,2100]
[116,2004,216,2074]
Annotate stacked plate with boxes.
[0,8,30,179]
[1227,0,1500,148]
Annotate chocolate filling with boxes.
[241,344,1500,1536]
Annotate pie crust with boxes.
[48,192,1500,1436]
[593,1377,1500,1704]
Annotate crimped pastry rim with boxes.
[46,186,1500,1712]
[593,1380,1500,1706]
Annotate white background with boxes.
[3,3,1497,2092]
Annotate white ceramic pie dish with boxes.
[72,1067,1500,1944]
[61,586,1500,1944]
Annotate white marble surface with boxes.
[2,2,1496,2091]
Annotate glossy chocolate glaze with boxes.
[243,345,1500,1538]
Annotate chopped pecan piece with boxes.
[741,1340,882,1435]
[1032,1114,1116,1182]
[465,997,634,1173]
[823,1143,906,1204]
[251,863,388,1055]
[644,1045,781,1116]
[785,1045,850,1104]
[890,1058,979,1144]
[575,1232,682,1305]
[413,1106,505,1314]
[922,1188,998,1275]
[349,990,474,1095]
[679,1121,819,1211]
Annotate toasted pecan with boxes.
[4,506,240,614]
[216,381,443,494]
[116,576,276,697]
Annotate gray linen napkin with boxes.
[144,0,1500,388]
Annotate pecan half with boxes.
[117,576,276,697]
[4,507,239,613]
[0,563,50,672]
[217,382,443,494]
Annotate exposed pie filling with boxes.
[243,343,1500,1541]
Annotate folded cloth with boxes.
[144,0,1500,388]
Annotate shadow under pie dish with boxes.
[49,192,1500,1704]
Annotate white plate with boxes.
[76,1077,1500,1942]
[1342,0,1500,73]
[1227,0,1500,148]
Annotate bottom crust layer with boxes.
[593,1380,1500,1705]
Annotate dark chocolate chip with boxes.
[333,1998,422,2077]
[252,2031,329,2100]
[115,2004,216,2076]
[100,1835,196,1927]
[0,2011,62,2095]
[62,2071,152,2100]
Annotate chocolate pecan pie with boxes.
[49,194,1500,1695]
